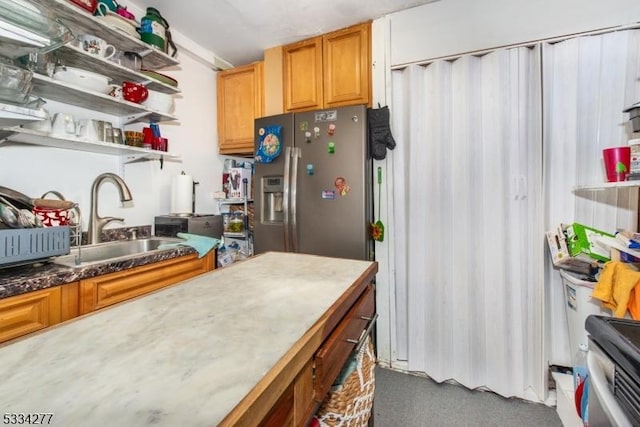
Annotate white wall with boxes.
[389,0,640,66]
[0,7,233,232]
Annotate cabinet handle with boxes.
[344,313,378,352]
[360,316,372,321]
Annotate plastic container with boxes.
[140,8,167,52]
[559,269,608,355]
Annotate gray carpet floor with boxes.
[373,366,563,427]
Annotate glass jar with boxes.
[222,212,231,232]
[229,212,245,233]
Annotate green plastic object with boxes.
[565,223,614,262]
[140,7,167,52]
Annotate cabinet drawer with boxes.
[80,252,213,314]
[0,287,62,343]
[313,284,374,400]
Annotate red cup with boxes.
[151,136,168,151]
[122,81,148,103]
[142,126,154,144]
[603,146,631,182]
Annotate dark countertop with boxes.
[0,245,198,299]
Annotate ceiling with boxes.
[127,0,438,67]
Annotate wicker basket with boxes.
[315,336,376,427]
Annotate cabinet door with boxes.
[218,62,264,155]
[79,252,214,314]
[283,36,323,112]
[0,283,79,344]
[323,22,371,108]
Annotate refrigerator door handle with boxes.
[283,146,292,252]
[290,147,301,252]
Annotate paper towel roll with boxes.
[171,174,193,214]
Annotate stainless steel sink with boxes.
[52,237,182,268]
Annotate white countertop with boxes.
[0,252,376,426]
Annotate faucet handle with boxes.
[126,227,139,240]
[102,216,124,223]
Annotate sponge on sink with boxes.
[158,233,221,258]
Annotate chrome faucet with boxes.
[88,173,133,244]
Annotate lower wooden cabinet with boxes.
[79,252,214,314]
[0,282,79,344]
[259,383,295,427]
[254,283,375,426]
[0,252,214,344]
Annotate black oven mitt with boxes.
[368,105,396,160]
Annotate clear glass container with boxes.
[0,0,74,58]
[228,211,244,234]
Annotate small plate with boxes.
[140,69,178,87]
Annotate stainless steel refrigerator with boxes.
[253,104,373,260]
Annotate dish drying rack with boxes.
[40,190,82,247]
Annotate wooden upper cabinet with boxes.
[283,22,371,113]
[217,62,264,155]
[323,22,371,108]
[283,36,324,112]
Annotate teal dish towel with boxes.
[158,233,221,258]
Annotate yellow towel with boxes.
[593,261,640,318]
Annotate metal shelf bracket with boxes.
[123,112,153,125]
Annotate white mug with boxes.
[51,113,76,136]
[79,34,116,59]
[76,119,114,142]
[76,118,100,141]
[95,2,116,17]
[108,84,123,100]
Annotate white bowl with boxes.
[53,66,111,94]
[98,12,140,39]
[141,89,174,113]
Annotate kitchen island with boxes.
[0,252,377,426]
